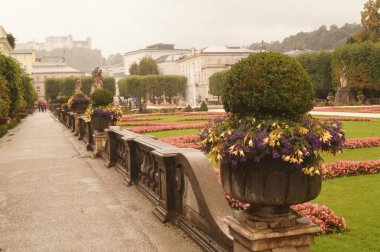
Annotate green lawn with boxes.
[341,121,380,139]
[312,174,380,252]
[144,128,200,138]
[322,147,380,163]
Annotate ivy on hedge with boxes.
[118,75,187,100]
[44,76,116,100]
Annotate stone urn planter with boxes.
[221,158,321,216]
[71,104,88,114]
[91,115,110,131]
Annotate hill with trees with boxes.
[248,23,362,52]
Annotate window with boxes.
[36,76,39,81]
[37,86,40,93]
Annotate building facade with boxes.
[10,49,36,75]
[177,46,255,106]
[32,63,83,101]
[156,54,184,75]
[0,26,12,56]
[124,43,190,75]
[16,35,91,51]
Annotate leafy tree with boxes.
[296,51,334,99]
[45,78,61,100]
[129,62,139,75]
[209,70,229,102]
[7,33,16,49]
[351,0,380,43]
[106,53,123,65]
[21,75,38,109]
[129,57,159,75]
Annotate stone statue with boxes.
[90,67,103,95]
[339,64,348,88]
[73,80,82,94]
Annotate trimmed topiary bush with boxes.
[199,101,208,111]
[183,104,193,112]
[90,89,114,107]
[222,52,314,120]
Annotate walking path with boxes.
[0,112,201,252]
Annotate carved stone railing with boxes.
[104,128,233,252]
[54,112,233,251]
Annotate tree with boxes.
[21,75,38,109]
[0,77,10,119]
[137,57,159,75]
[350,0,380,43]
[209,70,229,103]
[129,62,139,75]
[106,53,123,65]
[7,33,16,49]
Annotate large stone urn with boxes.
[91,115,110,131]
[71,104,88,114]
[221,158,321,217]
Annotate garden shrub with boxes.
[0,77,10,119]
[90,89,114,107]
[183,105,193,112]
[199,101,208,111]
[222,52,314,120]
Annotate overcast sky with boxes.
[1,0,364,56]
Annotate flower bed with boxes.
[343,137,380,149]
[213,168,346,234]
[160,135,203,150]
[317,117,377,122]
[313,106,380,113]
[176,116,221,122]
[323,160,380,179]
[129,123,207,133]
[122,117,163,122]
[117,122,166,127]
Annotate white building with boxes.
[0,26,12,56]
[124,43,189,75]
[177,45,255,106]
[156,54,184,75]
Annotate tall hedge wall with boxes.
[296,51,334,99]
[44,76,116,100]
[332,42,380,97]
[118,75,187,99]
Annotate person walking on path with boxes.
[37,102,41,112]
[43,101,47,112]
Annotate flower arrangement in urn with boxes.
[84,89,122,131]
[67,93,90,113]
[200,52,345,216]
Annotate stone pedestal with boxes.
[334,87,355,105]
[93,131,107,157]
[224,210,320,252]
[74,114,81,136]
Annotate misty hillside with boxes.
[249,23,362,52]
[36,47,102,74]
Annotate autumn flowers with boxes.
[200,115,346,176]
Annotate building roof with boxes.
[146,43,175,50]
[11,48,34,54]
[156,53,185,63]
[32,63,81,74]
[124,43,190,56]
[200,45,255,53]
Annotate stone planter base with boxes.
[224,210,320,252]
[93,131,107,157]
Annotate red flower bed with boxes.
[317,117,377,122]
[344,137,380,149]
[160,135,202,150]
[313,106,380,113]
[117,122,166,127]
[176,117,218,122]
[213,168,346,234]
[323,160,380,179]
[129,123,207,133]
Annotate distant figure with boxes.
[90,67,103,95]
[339,63,348,88]
[43,101,47,112]
[37,102,41,112]
[74,80,83,94]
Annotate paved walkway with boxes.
[0,112,201,252]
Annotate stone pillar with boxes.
[93,130,107,157]
[74,114,81,136]
[224,210,320,252]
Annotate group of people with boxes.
[37,101,47,112]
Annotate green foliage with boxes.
[350,0,380,43]
[183,105,193,112]
[0,77,10,118]
[249,24,362,52]
[209,70,228,99]
[199,101,208,111]
[332,42,380,96]
[129,57,159,75]
[118,75,186,100]
[21,75,38,109]
[0,53,24,115]
[7,33,16,49]
[222,52,314,119]
[296,51,334,99]
[90,89,114,107]
[44,76,116,99]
